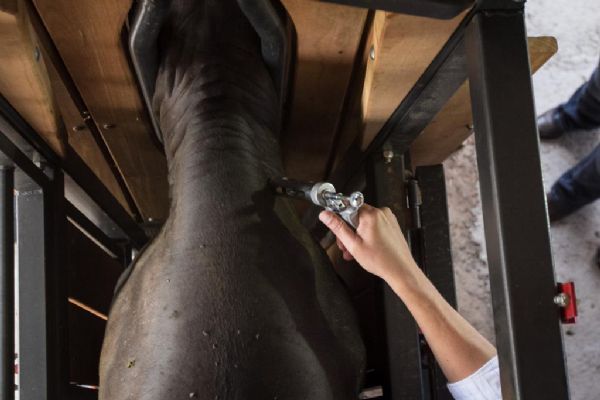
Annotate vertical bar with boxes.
[367,148,425,400]
[16,176,48,400]
[0,167,14,400]
[416,165,455,400]
[466,11,569,400]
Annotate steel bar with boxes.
[0,167,14,400]
[367,149,424,400]
[0,126,50,189]
[16,176,49,400]
[65,201,124,260]
[416,164,455,400]
[466,10,569,399]
[0,96,147,248]
[322,0,472,19]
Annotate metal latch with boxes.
[554,282,577,324]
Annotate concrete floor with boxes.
[444,1,600,398]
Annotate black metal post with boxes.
[0,167,14,400]
[466,10,569,399]
[16,174,49,400]
[367,148,425,400]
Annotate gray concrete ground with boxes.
[444,1,600,398]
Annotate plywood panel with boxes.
[360,10,468,150]
[0,1,65,155]
[34,0,169,221]
[410,36,558,166]
[281,0,368,182]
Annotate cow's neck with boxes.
[155,53,282,240]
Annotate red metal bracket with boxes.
[555,282,577,324]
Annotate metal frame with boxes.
[0,0,568,399]
[325,1,569,399]
[466,8,569,399]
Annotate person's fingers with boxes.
[319,211,360,251]
[337,237,347,253]
[342,250,354,261]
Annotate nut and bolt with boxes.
[553,293,570,308]
[383,149,394,163]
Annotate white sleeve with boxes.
[447,356,501,400]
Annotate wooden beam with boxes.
[281,0,368,182]
[45,61,132,212]
[410,36,558,166]
[328,10,469,172]
[0,0,65,155]
[33,0,169,221]
[359,10,469,150]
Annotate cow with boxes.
[99,1,365,398]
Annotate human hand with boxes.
[319,204,417,280]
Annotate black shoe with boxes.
[547,191,580,223]
[538,108,566,139]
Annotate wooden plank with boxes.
[328,10,469,172]
[33,0,169,221]
[67,222,124,316]
[359,10,468,150]
[281,0,368,182]
[410,36,558,166]
[0,0,65,155]
[44,62,132,212]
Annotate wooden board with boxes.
[33,0,169,221]
[0,1,65,155]
[359,10,469,150]
[410,36,558,166]
[328,9,469,173]
[281,0,368,182]
[45,63,132,212]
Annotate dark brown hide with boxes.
[99,1,365,398]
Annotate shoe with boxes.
[537,108,566,139]
[547,191,579,223]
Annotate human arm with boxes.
[319,205,497,383]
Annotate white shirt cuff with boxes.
[447,356,501,400]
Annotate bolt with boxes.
[369,45,376,61]
[103,123,116,130]
[34,47,41,62]
[383,149,394,163]
[554,293,570,307]
[72,124,86,132]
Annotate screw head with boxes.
[102,123,116,130]
[383,149,394,163]
[72,124,86,132]
[554,293,570,307]
[369,45,376,61]
[349,192,364,208]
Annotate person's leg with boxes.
[548,143,600,221]
[538,56,600,138]
[556,61,600,131]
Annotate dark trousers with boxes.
[550,60,600,215]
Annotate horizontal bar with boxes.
[0,96,148,248]
[0,126,50,189]
[65,202,124,260]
